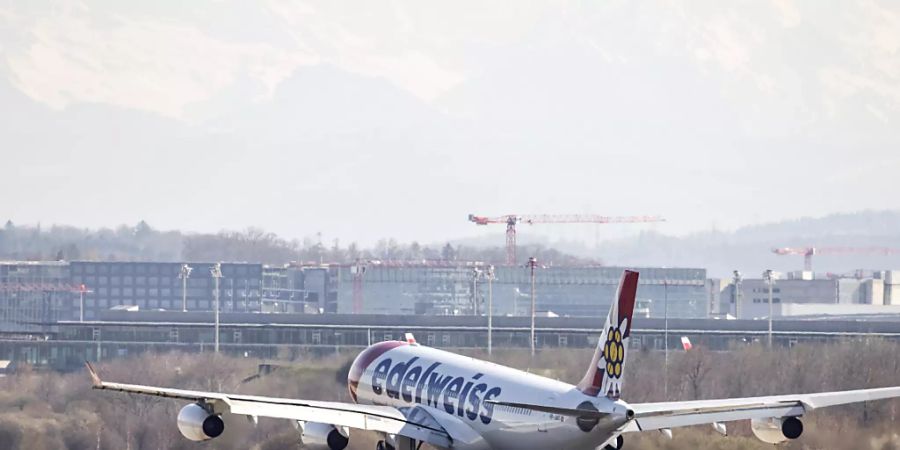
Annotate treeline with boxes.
[0,341,897,449]
[0,221,598,266]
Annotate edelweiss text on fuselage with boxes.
[370,357,502,424]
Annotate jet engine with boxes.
[299,421,349,450]
[176,403,225,441]
[751,417,803,444]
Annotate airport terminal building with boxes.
[0,261,710,334]
[3,260,900,370]
[5,310,900,370]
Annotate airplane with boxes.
[86,270,900,450]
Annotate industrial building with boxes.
[712,270,900,319]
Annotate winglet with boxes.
[85,361,103,388]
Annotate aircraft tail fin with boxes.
[576,270,639,399]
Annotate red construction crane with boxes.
[468,214,665,265]
[0,282,88,293]
[772,247,900,272]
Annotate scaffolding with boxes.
[261,267,310,313]
[334,261,486,315]
[334,263,708,318]
[0,261,75,333]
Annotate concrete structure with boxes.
[837,279,861,304]
[300,267,333,312]
[735,278,837,319]
[787,271,814,281]
[885,271,900,305]
[862,279,885,305]
[706,278,730,316]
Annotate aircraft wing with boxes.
[85,363,462,448]
[625,386,900,432]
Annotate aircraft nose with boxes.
[347,341,407,402]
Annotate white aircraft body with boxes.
[87,270,900,450]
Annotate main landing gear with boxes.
[604,435,624,450]
[376,436,419,450]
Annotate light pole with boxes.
[527,257,538,357]
[732,270,742,319]
[663,279,669,398]
[79,284,87,322]
[211,263,223,354]
[179,264,192,312]
[764,269,774,348]
[334,331,342,356]
[486,265,495,356]
[472,268,482,316]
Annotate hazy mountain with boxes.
[577,210,900,277]
[448,210,900,277]
[2,1,899,246]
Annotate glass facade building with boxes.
[337,265,708,318]
[69,261,263,319]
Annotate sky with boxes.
[1,1,899,246]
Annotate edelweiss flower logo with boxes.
[602,326,625,378]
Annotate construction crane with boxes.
[0,282,86,292]
[772,247,900,272]
[468,214,665,265]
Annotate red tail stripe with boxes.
[618,270,639,337]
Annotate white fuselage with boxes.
[348,342,630,450]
